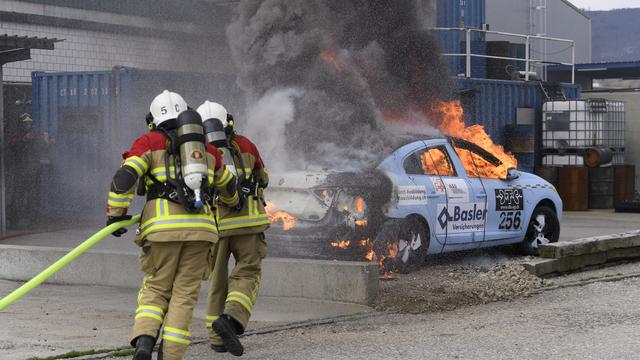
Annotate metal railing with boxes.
[433,27,575,84]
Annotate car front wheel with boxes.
[373,217,430,273]
[520,205,560,255]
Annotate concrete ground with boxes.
[0,280,371,360]
[154,273,640,360]
[1,209,638,359]
[559,210,640,241]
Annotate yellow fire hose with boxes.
[0,215,141,311]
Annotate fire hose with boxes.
[0,215,141,311]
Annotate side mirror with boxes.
[506,168,520,181]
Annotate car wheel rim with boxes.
[531,214,551,249]
[398,231,422,263]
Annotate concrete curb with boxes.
[0,245,379,305]
[539,230,640,258]
[524,230,640,276]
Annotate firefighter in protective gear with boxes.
[198,101,269,357]
[106,91,239,360]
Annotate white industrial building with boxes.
[485,0,591,64]
[0,0,234,83]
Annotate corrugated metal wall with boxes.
[436,0,486,76]
[455,78,581,171]
[437,0,485,28]
[31,67,242,218]
[31,71,114,216]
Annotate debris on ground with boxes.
[375,262,551,314]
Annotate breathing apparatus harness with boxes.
[225,115,263,207]
[137,113,211,213]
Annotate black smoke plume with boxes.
[227,0,452,170]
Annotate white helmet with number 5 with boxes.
[149,90,188,126]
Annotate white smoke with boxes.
[244,88,304,172]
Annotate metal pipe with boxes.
[433,27,574,44]
[525,36,531,81]
[571,41,576,84]
[465,28,471,78]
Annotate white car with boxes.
[266,136,562,272]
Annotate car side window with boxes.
[454,147,499,178]
[403,151,424,175]
[404,147,456,177]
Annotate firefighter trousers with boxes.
[206,233,267,345]
[132,240,211,360]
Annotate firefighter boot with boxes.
[132,335,155,360]
[211,343,228,353]
[212,314,243,356]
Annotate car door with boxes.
[401,144,449,247]
[451,143,522,243]
[435,143,487,247]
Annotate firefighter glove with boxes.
[107,215,133,237]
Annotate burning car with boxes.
[265,135,562,273]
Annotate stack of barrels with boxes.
[535,165,635,211]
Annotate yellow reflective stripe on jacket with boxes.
[135,305,164,322]
[162,326,191,345]
[123,156,148,176]
[108,192,134,207]
[155,199,170,217]
[215,167,234,187]
[226,291,253,314]
[139,214,218,238]
[237,167,253,180]
[205,315,219,328]
[146,166,177,184]
[217,213,270,231]
[219,192,239,206]
[208,169,215,185]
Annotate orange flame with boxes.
[355,219,368,227]
[330,240,351,249]
[320,49,342,74]
[265,201,297,231]
[355,196,364,213]
[358,237,399,276]
[433,100,517,179]
[365,250,374,261]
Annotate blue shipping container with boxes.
[437,0,485,28]
[437,0,486,75]
[31,67,241,219]
[453,78,580,170]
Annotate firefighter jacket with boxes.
[107,131,239,243]
[216,135,270,237]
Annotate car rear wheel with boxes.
[373,217,430,273]
[520,205,560,255]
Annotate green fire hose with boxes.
[0,215,141,311]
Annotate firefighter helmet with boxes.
[197,101,229,147]
[149,90,187,127]
[196,101,228,126]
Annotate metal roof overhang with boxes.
[548,61,640,80]
[0,34,61,65]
